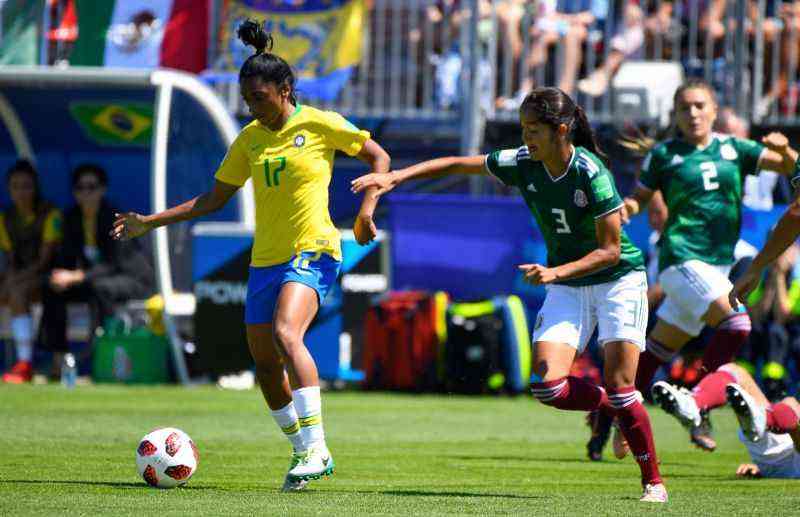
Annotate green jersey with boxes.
[639,134,765,272]
[485,145,644,287]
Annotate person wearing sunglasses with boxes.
[40,164,153,377]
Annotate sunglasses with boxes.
[74,183,101,192]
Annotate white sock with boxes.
[11,315,33,362]
[292,386,325,448]
[269,401,305,452]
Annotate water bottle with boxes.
[61,353,77,389]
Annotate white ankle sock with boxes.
[269,401,305,451]
[292,386,325,448]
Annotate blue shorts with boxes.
[244,252,341,325]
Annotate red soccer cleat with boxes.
[2,360,33,384]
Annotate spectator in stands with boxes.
[498,0,608,109]
[757,1,800,117]
[578,1,646,97]
[40,164,154,375]
[0,160,62,384]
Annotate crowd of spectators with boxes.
[0,160,154,384]
[418,0,800,119]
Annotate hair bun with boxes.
[237,19,273,54]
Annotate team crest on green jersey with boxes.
[720,143,737,160]
[574,189,588,207]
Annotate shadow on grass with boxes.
[0,479,218,490]
[450,455,590,464]
[320,489,544,499]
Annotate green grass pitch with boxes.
[1,384,798,516]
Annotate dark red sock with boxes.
[691,369,736,411]
[701,313,751,376]
[531,376,610,412]
[635,339,675,393]
[608,386,662,485]
[766,402,800,433]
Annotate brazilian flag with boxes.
[70,102,153,146]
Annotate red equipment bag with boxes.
[362,290,448,391]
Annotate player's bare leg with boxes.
[272,282,334,482]
[247,323,307,491]
[531,341,611,411]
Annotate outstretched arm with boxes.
[350,155,488,195]
[112,179,240,240]
[731,199,800,307]
[759,132,799,176]
[622,184,656,223]
[352,139,391,245]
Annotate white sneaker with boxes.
[652,381,701,428]
[640,483,668,503]
[726,383,767,442]
[281,450,309,491]
[287,445,335,481]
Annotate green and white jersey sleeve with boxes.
[730,136,766,176]
[485,146,529,186]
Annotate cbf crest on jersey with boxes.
[294,134,306,148]
[720,143,738,161]
[574,189,588,207]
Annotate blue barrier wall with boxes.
[386,193,787,312]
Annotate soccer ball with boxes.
[135,427,199,488]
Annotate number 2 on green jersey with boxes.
[264,157,287,187]
[700,162,719,191]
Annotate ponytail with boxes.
[572,105,608,164]
[237,19,297,105]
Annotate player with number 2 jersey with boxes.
[623,78,798,453]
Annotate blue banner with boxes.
[386,194,787,313]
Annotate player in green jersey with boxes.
[622,78,798,453]
[352,87,667,503]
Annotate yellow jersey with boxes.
[0,207,62,252]
[215,104,370,267]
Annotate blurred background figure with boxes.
[0,160,61,384]
[40,164,154,378]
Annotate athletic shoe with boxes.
[287,445,334,481]
[281,450,309,492]
[2,360,32,384]
[726,383,767,442]
[690,409,716,452]
[612,421,630,459]
[651,381,701,429]
[640,483,668,503]
[586,410,613,461]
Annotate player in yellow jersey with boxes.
[1,160,62,384]
[112,20,391,491]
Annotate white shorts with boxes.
[740,430,800,479]
[656,260,733,337]
[532,270,648,353]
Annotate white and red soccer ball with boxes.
[135,427,199,488]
